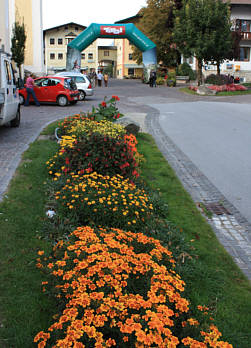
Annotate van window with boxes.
[4,60,12,85]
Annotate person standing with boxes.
[152,71,157,87]
[97,71,103,87]
[104,73,109,87]
[24,74,40,106]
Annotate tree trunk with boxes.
[217,62,220,75]
[197,59,203,86]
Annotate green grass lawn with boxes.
[0,125,250,347]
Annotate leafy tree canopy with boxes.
[132,0,182,67]
[173,0,233,82]
[11,21,26,76]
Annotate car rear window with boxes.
[75,76,85,83]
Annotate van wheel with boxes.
[10,106,21,127]
[19,94,25,105]
[57,95,68,106]
[79,90,86,101]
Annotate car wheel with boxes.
[57,95,68,106]
[10,106,21,127]
[19,94,25,105]
[79,90,86,101]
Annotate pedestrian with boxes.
[24,73,40,106]
[152,71,157,87]
[149,71,153,87]
[97,71,103,87]
[104,73,109,87]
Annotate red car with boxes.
[19,76,79,106]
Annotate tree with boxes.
[11,21,27,78]
[132,0,183,67]
[173,0,233,85]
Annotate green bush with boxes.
[205,74,233,85]
[176,62,196,81]
[166,72,176,87]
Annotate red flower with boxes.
[101,101,107,107]
[112,95,120,101]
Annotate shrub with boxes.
[35,226,233,348]
[54,172,155,231]
[166,72,176,87]
[205,74,233,86]
[176,62,196,81]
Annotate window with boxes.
[235,19,251,32]
[75,76,85,83]
[81,53,85,60]
[4,61,12,84]
[50,53,55,60]
[66,38,74,44]
[58,53,63,60]
[128,53,133,60]
[88,53,93,60]
[58,38,63,45]
[65,26,68,29]
[50,38,55,45]
[237,47,250,61]
[128,68,134,75]
[75,26,79,31]
[104,50,109,57]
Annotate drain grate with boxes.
[203,202,232,216]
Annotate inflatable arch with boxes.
[66,23,157,81]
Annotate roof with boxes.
[43,22,86,32]
[114,14,142,24]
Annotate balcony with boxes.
[241,32,251,40]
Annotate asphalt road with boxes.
[151,101,251,223]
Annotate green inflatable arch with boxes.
[66,23,157,79]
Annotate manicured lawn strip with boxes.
[180,86,251,96]
[0,140,59,348]
[137,133,251,348]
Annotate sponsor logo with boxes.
[100,26,125,35]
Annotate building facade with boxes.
[114,15,144,79]
[98,46,117,76]
[44,23,99,74]
[0,0,44,75]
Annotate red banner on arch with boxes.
[100,25,125,36]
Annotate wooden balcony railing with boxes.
[241,32,251,40]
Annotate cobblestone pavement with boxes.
[1,79,251,280]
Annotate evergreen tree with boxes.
[11,21,27,77]
[174,0,233,85]
[132,0,182,67]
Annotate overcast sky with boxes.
[42,0,147,29]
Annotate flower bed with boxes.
[189,84,247,93]
[35,226,232,348]
[35,97,233,347]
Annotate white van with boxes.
[0,50,20,127]
[54,71,93,101]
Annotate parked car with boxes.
[19,76,79,106]
[0,50,20,127]
[54,72,93,101]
